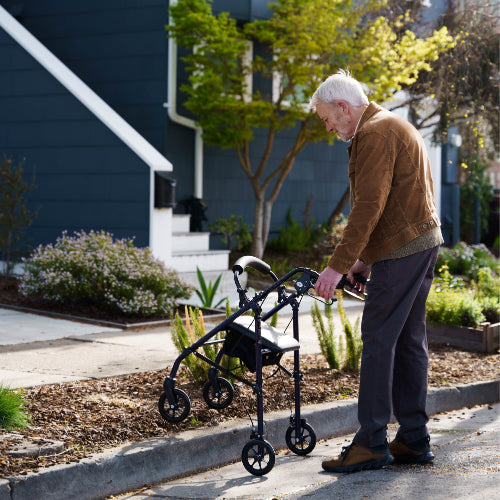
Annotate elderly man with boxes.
[311,70,443,473]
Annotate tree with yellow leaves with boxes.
[168,0,456,258]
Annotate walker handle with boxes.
[232,256,272,276]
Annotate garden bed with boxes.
[0,345,498,478]
[427,322,500,353]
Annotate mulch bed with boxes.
[0,345,498,477]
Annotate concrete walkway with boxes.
[0,293,364,389]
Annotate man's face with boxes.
[315,100,354,143]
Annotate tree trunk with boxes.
[251,193,266,258]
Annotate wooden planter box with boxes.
[427,321,500,353]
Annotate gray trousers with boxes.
[353,245,440,448]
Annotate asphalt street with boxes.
[114,403,500,500]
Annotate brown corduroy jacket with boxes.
[328,102,441,273]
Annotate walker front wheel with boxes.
[241,439,275,476]
[202,377,234,409]
[158,388,190,423]
[285,420,316,456]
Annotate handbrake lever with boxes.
[337,273,368,300]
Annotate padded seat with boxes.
[227,316,300,353]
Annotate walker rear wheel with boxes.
[285,420,316,456]
[158,388,190,423]
[241,439,275,476]
[202,377,234,409]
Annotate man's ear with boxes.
[337,100,349,114]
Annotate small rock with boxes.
[8,438,65,458]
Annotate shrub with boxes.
[426,265,485,327]
[170,305,215,384]
[311,291,362,373]
[436,242,500,279]
[336,291,363,372]
[210,215,252,252]
[311,300,340,370]
[170,301,246,385]
[0,385,30,430]
[472,267,500,323]
[19,230,192,317]
[267,208,327,252]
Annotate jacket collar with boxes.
[354,102,380,136]
[347,102,380,155]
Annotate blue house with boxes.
[0,0,451,278]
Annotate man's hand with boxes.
[347,259,370,294]
[315,266,343,301]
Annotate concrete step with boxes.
[171,249,229,273]
[172,232,210,252]
[172,214,190,233]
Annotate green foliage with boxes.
[170,306,211,384]
[195,267,225,308]
[426,265,486,327]
[19,230,192,317]
[267,208,327,252]
[170,303,246,384]
[0,155,37,281]
[311,300,340,370]
[210,215,252,251]
[311,291,362,372]
[336,291,363,372]
[471,267,500,324]
[458,154,494,242]
[436,242,500,279]
[0,385,30,430]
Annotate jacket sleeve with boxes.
[328,130,395,273]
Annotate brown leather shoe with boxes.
[389,436,435,464]
[322,442,394,473]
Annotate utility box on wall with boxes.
[154,171,176,208]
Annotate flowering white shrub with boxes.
[19,230,192,317]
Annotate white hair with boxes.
[310,69,369,109]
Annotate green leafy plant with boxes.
[426,265,485,327]
[210,215,252,251]
[195,267,225,309]
[267,208,327,253]
[170,305,215,384]
[436,242,500,279]
[0,384,30,430]
[311,300,340,370]
[19,230,192,317]
[170,302,247,384]
[311,291,362,372]
[471,267,500,323]
[336,291,363,372]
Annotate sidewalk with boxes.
[0,293,364,389]
[0,301,498,500]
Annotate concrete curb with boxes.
[2,379,499,500]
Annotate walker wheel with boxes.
[241,439,275,476]
[158,388,191,423]
[285,420,316,456]
[202,377,234,409]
